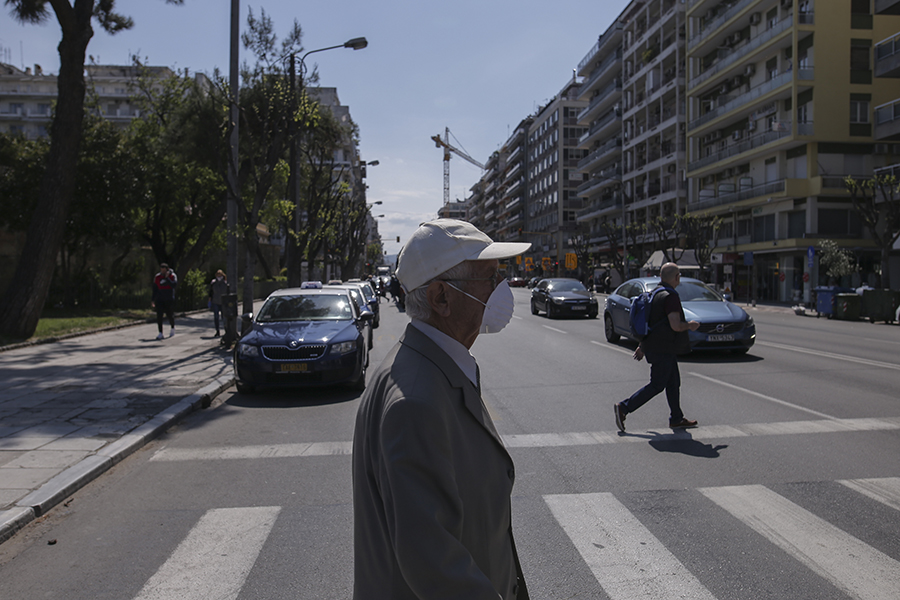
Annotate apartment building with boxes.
[0,62,177,138]
[574,21,626,267]
[685,0,900,302]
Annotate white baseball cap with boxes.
[396,219,531,293]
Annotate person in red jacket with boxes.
[152,263,178,340]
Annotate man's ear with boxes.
[426,281,452,318]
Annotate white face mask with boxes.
[446,279,515,334]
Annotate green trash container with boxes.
[859,289,900,323]
[833,293,861,321]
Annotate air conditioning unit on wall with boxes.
[750,12,762,25]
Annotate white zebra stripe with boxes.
[699,484,900,600]
[839,477,900,512]
[133,506,280,600]
[544,492,717,600]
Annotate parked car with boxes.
[233,288,373,393]
[325,283,375,349]
[347,279,380,328]
[603,276,756,353]
[530,278,599,318]
[508,277,527,288]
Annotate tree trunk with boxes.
[178,195,228,276]
[882,245,891,290]
[242,239,258,314]
[0,6,94,338]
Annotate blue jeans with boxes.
[621,351,683,423]
[212,302,222,332]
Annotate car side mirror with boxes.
[359,309,375,321]
[723,293,732,301]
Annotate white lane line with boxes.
[542,325,567,334]
[545,493,717,600]
[151,441,352,462]
[756,340,900,371]
[839,477,900,512]
[133,506,280,600]
[688,372,837,420]
[699,485,900,600]
[150,418,900,460]
[591,340,634,356]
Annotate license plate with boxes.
[571,305,586,311]
[279,363,308,372]
[707,334,734,342]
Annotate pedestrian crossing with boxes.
[126,478,900,600]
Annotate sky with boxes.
[1,0,631,258]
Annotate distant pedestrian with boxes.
[152,263,178,340]
[614,263,700,431]
[208,269,229,337]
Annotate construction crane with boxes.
[432,127,484,204]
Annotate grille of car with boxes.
[697,322,744,334]
[262,344,327,361]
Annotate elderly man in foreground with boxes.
[352,219,530,600]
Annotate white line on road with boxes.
[756,340,900,371]
[542,325,567,334]
[699,484,900,600]
[688,372,837,420]
[839,477,900,512]
[545,493,717,600]
[149,418,900,460]
[133,506,281,600]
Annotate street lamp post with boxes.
[286,37,368,286]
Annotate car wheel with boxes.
[547,303,556,319]
[236,381,254,394]
[588,310,598,319]
[531,299,539,315]
[350,359,367,391]
[604,314,620,342]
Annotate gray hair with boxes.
[405,261,478,322]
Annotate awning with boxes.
[642,249,701,271]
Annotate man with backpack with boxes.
[614,263,700,432]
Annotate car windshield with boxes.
[676,281,723,302]
[256,295,354,322]
[548,281,587,292]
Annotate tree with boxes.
[596,218,626,282]
[0,0,184,339]
[818,239,855,283]
[844,175,900,289]
[680,213,722,281]
[647,215,685,264]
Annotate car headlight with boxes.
[589,297,598,304]
[331,340,358,355]
[745,316,754,328]
[552,297,564,304]
[237,343,259,357]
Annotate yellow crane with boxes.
[432,127,484,204]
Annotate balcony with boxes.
[578,137,622,172]
[576,194,623,222]
[578,22,624,76]
[690,179,786,211]
[876,32,900,77]
[689,16,792,91]
[579,108,622,148]
[577,48,623,101]
[875,98,900,140]
[690,70,793,131]
[689,125,795,172]
[577,78,622,124]
[688,0,755,51]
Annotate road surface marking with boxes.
[133,506,280,600]
[839,477,900,511]
[151,418,900,460]
[545,493,717,600]
[756,340,900,371]
[688,372,837,420]
[542,325,567,334]
[699,484,900,600]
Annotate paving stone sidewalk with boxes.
[0,311,235,543]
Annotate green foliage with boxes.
[818,239,855,279]
[182,268,209,304]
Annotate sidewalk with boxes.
[0,310,236,544]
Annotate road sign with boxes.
[807,246,815,269]
[565,253,577,269]
[743,252,754,266]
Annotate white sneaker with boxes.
[156,332,164,340]
[168,328,175,338]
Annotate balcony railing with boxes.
[690,70,792,130]
[577,137,622,170]
[578,48,623,98]
[688,0,754,50]
[579,109,622,145]
[876,98,900,124]
[578,22,624,74]
[577,78,622,122]
[576,194,622,220]
[689,126,793,172]
[689,16,792,90]
[691,179,786,211]
[876,31,900,61]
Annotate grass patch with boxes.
[0,308,155,347]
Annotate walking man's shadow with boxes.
[621,430,728,458]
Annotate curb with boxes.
[0,375,234,545]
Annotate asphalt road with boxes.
[1,288,899,600]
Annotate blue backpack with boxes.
[629,287,667,340]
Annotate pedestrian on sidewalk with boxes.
[152,263,178,340]
[208,269,229,337]
[353,219,531,600]
[614,262,700,432]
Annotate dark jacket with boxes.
[640,284,690,355]
[352,324,527,600]
[152,271,178,303]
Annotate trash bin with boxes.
[859,289,900,323]
[833,293,861,321]
[814,286,838,318]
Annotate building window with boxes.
[788,210,806,238]
[752,214,776,242]
[850,100,869,123]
